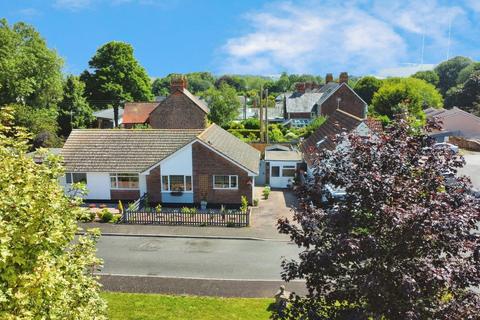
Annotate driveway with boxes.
[458,152,480,190]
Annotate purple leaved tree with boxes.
[276,118,480,319]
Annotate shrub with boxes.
[110,214,121,224]
[242,117,260,129]
[181,207,189,214]
[253,198,259,207]
[262,186,271,199]
[79,210,96,222]
[240,196,248,213]
[118,200,124,213]
[100,209,113,223]
[155,204,162,213]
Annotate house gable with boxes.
[318,83,367,118]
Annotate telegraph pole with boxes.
[265,88,269,144]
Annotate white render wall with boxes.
[160,144,193,175]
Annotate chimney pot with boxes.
[339,72,348,84]
[295,82,306,94]
[170,75,188,93]
[325,73,334,83]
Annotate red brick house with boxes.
[277,72,367,121]
[60,124,260,205]
[122,77,209,129]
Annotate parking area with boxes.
[458,151,480,191]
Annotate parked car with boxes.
[320,184,347,207]
[433,142,459,154]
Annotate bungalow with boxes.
[425,107,480,142]
[92,107,124,128]
[60,124,260,205]
[275,73,367,124]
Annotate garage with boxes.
[264,145,303,188]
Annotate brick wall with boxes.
[110,189,140,201]
[148,92,207,129]
[320,84,366,118]
[289,112,312,119]
[146,166,162,203]
[192,142,253,204]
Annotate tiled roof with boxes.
[179,88,209,114]
[61,129,202,173]
[61,124,260,174]
[198,124,260,174]
[122,102,160,124]
[301,109,364,165]
[279,82,341,114]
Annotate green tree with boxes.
[456,62,480,84]
[202,84,240,126]
[57,75,94,137]
[444,71,480,115]
[353,76,383,105]
[0,19,63,109]
[81,41,153,126]
[215,75,247,92]
[434,56,473,95]
[0,107,106,319]
[372,78,443,121]
[412,70,440,87]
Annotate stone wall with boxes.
[449,136,480,152]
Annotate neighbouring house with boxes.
[425,107,480,142]
[264,145,303,188]
[300,109,381,172]
[275,72,367,125]
[122,77,209,129]
[60,124,260,205]
[92,108,124,128]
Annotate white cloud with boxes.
[376,63,436,78]
[465,0,480,12]
[54,0,92,11]
[220,0,472,75]
[18,8,41,16]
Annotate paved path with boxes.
[458,153,480,190]
[97,235,300,280]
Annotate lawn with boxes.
[101,291,274,320]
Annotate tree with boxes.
[0,107,106,318]
[412,70,440,87]
[353,76,383,105]
[456,62,480,85]
[81,41,153,126]
[215,75,247,92]
[57,75,94,137]
[434,56,473,95]
[0,19,63,109]
[275,118,480,320]
[371,78,443,121]
[444,71,480,115]
[202,84,240,126]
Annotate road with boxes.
[97,236,300,280]
[458,153,480,190]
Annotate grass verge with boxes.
[101,291,274,320]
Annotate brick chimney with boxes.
[295,82,306,94]
[170,76,188,93]
[339,72,348,84]
[325,73,334,83]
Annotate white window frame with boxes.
[65,172,87,184]
[213,175,239,190]
[281,165,296,177]
[161,175,193,192]
[110,173,139,190]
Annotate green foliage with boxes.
[434,56,473,95]
[253,198,259,207]
[155,204,162,213]
[353,76,383,105]
[240,196,248,213]
[444,71,480,116]
[181,207,197,215]
[0,107,106,318]
[79,209,96,223]
[202,84,240,126]
[411,70,439,87]
[262,186,271,200]
[0,19,63,109]
[303,116,327,136]
[227,129,260,142]
[152,72,215,95]
[268,126,285,142]
[215,75,247,92]
[371,77,443,121]
[99,209,114,222]
[456,62,480,84]
[57,75,94,137]
[242,118,260,129]
[81,41,153,112]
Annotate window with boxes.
[110,173,139,189]
[271,166,280,177]
[282,165,296,177]
[213,175,238,189]
[66,173,87,184]
[161,175,192,192]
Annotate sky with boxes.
[2,0,480,78]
